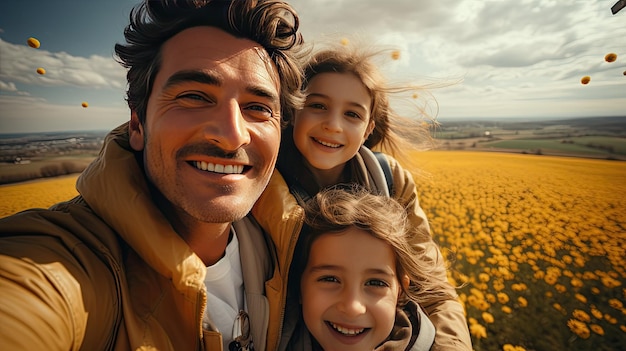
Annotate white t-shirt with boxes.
[203,231,245,350]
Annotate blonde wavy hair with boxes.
[295,185,455,305]
[296,39,446,169]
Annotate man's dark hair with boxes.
[115,0,305,124]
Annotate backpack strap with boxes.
[373,151,394,196]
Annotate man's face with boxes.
[129,26,281,224]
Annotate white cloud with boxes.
[289,0,626,119]
[1,0,624,134]
[0,38,126,89]
[0,80,18,92]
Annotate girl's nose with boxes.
[336,289,367,317]
[322,111,343,133]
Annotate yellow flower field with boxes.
[1,151,624,350]
[0,175,79,217]
[414,151,626,351]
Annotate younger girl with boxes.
[288,186,439,351]
[252,43,472,351]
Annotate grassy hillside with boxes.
[434,116,626,160]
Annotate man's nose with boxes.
[203,99,251,151]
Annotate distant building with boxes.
[13,157,31,165]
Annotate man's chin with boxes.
[195,200,255,223]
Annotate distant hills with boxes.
[433,116,626,159]
[0,116,624,185]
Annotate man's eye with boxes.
[244,104,275,121]
[175,92,213,108]
[177,93,206,101]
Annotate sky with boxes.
[0,0,625,134]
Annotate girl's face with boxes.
[293,72,375,186]
[300,227,400,351]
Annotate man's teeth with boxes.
[194,161,243,174]
[329,322,364,336]
[315,138,341,148]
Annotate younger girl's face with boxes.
[300,227,400,351]
[293,72,374,185]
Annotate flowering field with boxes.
[1,151,625,350]
[0,175,78,217]
[415,151,626,351]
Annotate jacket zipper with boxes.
[197,289,207,350]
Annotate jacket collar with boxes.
[76,123,206,297]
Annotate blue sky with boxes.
[1,0,625,133]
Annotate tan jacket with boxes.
[0,123,275,351]
[253,146,472,351]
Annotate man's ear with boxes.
[129,111,145,151]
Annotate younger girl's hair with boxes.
[293,185,455,305]
[297,41,441,168]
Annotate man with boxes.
[0,0,304,350]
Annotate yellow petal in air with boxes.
[27,37,40,49]
[604,53,617,63]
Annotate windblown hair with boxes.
[115,0,306,124]
[294,185,455,305]
[299,43,439,168]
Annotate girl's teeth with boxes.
[330,322,364,336]
[316,139,340,148]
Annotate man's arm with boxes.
[0,253,82,350]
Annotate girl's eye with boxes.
[366,279,390,288]
[307,102,326,110]
[345,111,362,119]
[318,275,339,283]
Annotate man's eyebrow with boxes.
[163,69,279,104]
[163,70,221,90]
[247,85,279,105]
